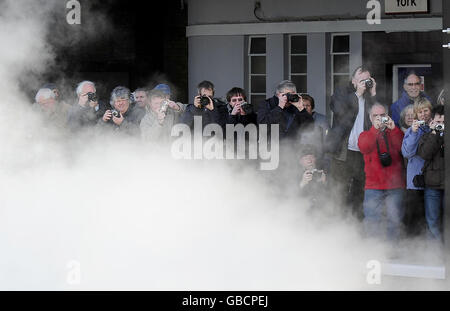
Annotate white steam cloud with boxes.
[0,0,447,290]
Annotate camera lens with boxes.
[365,79,373,89]
[286,93,300,103]
[200,96,210,107]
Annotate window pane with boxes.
[251,75,266,93]
[333,35,349,53]
[291,56,307,74]
[333,55,349,74]
[291,35,307,54]
[250,95,266,111]
[250,37,266,54]
[333,75,349,89]
[251,56,266,74]
[291,75,307,93]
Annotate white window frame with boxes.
[288,34,307,93]
[330,33,350,95]
[248,35,266,104]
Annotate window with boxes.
[248,36,266,107]
[331,34,350,94]
[289,35,307,93]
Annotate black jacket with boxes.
[179,98,227,130]
[257,95,313,140]
[96,107,140,136]
[417,131,444,189]
[326,83,374,154]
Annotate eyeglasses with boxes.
[231,97,244,103]
[406,82,421,87]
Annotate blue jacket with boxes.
[391,91,431,127]
[401,125,431,190]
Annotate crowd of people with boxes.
[32,66,445,247]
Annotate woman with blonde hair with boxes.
[401,97,432,237]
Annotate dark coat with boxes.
[95,107,140,136]
[417,131,445,189]
[257,95,313,140]
[326,84,374,155]
[178,98,227,130]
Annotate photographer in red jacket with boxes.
[358,103,406,242]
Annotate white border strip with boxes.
[382,263,446,279]
[186,18,442,37]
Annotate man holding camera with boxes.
[257,80,313,140]
[97,86,140,136]
[67,80,108,132]
[391,72,431,128]
[140,88,184,143]
[298,144,327,211]
[358,103,405,242]
[326,66,377,220]
[179,80,227,130]
[225,87,257,127]
[417,105,445,242]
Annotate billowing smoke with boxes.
[0,0,447,290]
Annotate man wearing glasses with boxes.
[391,72,431,127]
[67,80,108,132]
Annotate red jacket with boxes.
[358,126,405,190]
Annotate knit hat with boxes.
[153,84,171,95]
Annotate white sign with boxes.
[385,0,428,14]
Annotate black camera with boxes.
[199,95,211,108]
[87,92,98,102]
[285,93,300,103]
[311,169,323,183]
[379,152,392,167]
[111,109,121,118]
[239,101,253,114]
[363,79,374,89]
[435,124,445,132]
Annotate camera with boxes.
[435,124,445,132]
[111,109,121,118]
[381,117,389,124]
[239,101,253,114]
[87,92,98,102]
[363,79,373,89]
[417,120,426,126]
[199,95,211,108]
[285,93,300,103]
[379,152,392,167]
[310,169,323,183]
[160,100,169,113]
